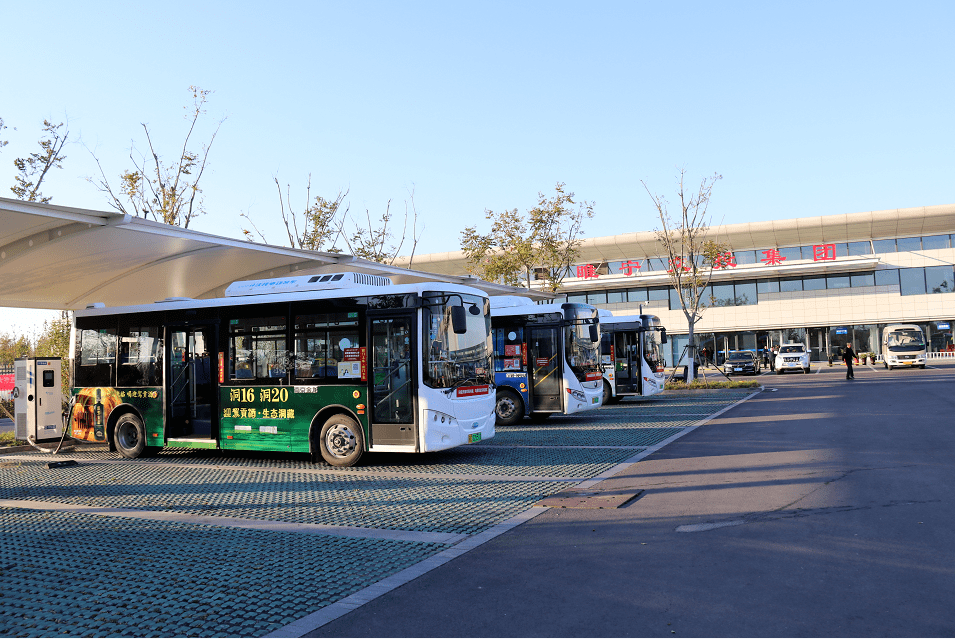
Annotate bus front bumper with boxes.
[421,406,496,451]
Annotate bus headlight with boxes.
[567,389,586,402]
[425,410,459,429]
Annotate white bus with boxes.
[881,324,927,369]
[68,273,496,466]
[598,310,667,403]
[489,296,603,425]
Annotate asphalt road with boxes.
[307,361,955,637]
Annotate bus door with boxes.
[529,326,562,412]
[614,331,640,394]
[167,325,217,439]
[369,314,416,447]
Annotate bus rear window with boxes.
[75,328,117,387]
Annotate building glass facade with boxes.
[399,204,955,366]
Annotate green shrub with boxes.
[665,378,760,390]
[0,431,25,447]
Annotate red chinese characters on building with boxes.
[667,258,691,273]
[812,244,836,261]
[713,251,737,269]
[761,249,786,265]
[619,259,641,276]
[576,264,599,279]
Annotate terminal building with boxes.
[400,203,955,366]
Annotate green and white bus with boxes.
[69,273,496,466]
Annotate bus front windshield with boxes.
[643,330,664,370]
[564,307,601,382]
[886,329,925,352]
[423,293,494,390]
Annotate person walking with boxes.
[769,345,777,372]
[842,342,857,380]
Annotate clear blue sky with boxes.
[2,0,954,332]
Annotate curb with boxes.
[0,445,37,454]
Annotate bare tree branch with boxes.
[86,86,223,228]
[645,168,727,382]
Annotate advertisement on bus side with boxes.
[71,387,163,442]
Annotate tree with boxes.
[0,331,34,366]
[0,117,8,152]
[8,119,69,203]
[460,183,594,293]
[0,313,72,410]
[35,312,72,398]
[340,192,421,265]
[241,179,422,266]
[644,169,731,382]
[90,86,223,228]
[460,207,533,289]
[242,175,347,252]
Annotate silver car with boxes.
[775,344,810,374]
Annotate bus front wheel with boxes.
[495,390,524,426]
[602,381,613,406]
[319,414,364,467]
[115,413,146,459]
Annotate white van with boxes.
[881,324,926,369]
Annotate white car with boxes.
[775,343,810,374]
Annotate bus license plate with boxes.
[468,433,482,444]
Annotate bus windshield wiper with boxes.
[443,377,492,395]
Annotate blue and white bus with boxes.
[489,296,602,425]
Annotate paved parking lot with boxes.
[0,391,752,638]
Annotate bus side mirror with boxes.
[450,305,468,334]
[589,324,599,343]
[660,328,668,344]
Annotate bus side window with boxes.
[293,312,361,382]
[118,327,163,387]
[493,327,523,372]
[228,316,288,384]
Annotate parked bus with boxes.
[597,310,667,404]
[68,273,496,466]
[881,324,927,369]
[488,296,602,425]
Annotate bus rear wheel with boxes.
[115,413,146,459]
[494,390,524,426]
[319,414,364,467]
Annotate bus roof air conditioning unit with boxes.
[489,295,535,309]
[224,272,393,297]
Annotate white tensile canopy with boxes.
[0,197,551,311]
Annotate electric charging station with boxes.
[13,357,64,444]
